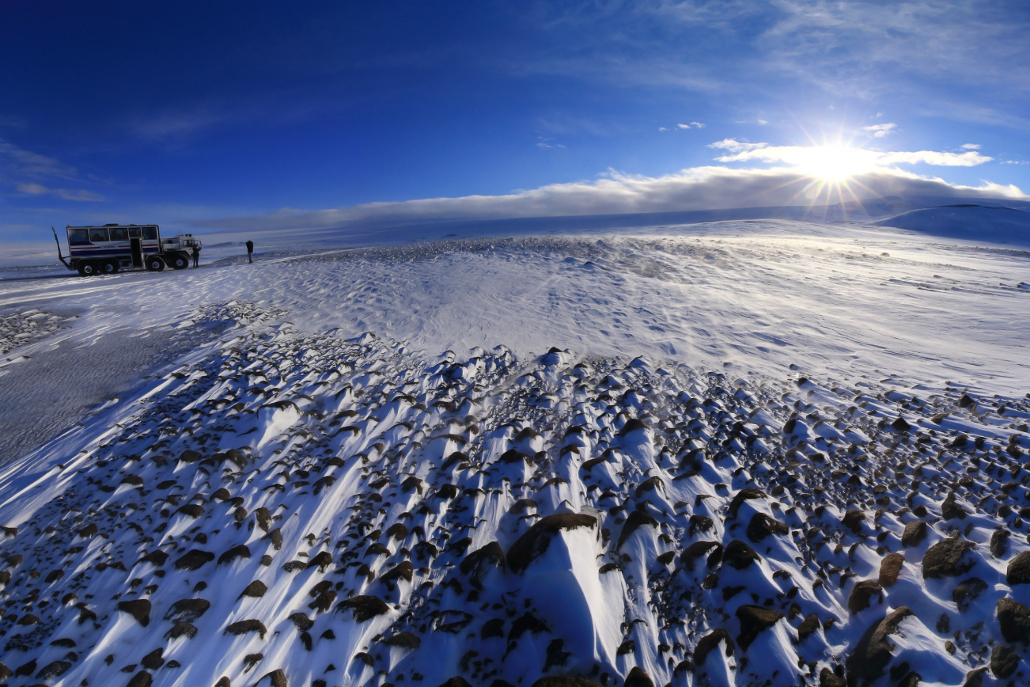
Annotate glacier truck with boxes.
[53,224,202,276]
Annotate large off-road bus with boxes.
[53,224,202,276]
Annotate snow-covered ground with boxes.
[0,217,1029,686]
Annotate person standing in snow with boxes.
[246,240,254,263]
[191,243,200,268]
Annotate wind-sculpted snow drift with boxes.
[1,303,1030,687]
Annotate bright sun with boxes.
[792,144,878,181]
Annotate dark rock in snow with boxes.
[218,544,251,566]
[997,598,1030,644]
[174,549,215,570]
[140,648,164,670]
[531,678,601,687]
[385,632,422,649]
[618,418,649,437]
[798,613,820,642]
[460,542,505,589]
[224,619,268,639]
[127,670,153,687]
[990,530,1009,558]
[735,605,784,650]
[165,622,198,640]
[728,487,767,519]
[953,578,988,612]
[139,549,169,567]
[990,645,1018,679]
[941,492,967,520]
[841,509,866,534]
[617,510,658,550]
[380,561,415,588]
[117,599,151,626]
[848,580,884,614]
[680,541,722,572]
[901,520,928,548]
[1006,551,1030,585]
[922,539,975,579]
[688,514,714,535]
[335,595,390,622]
[507,513,596,573]
[259,669,288,687]
[164,598,211,622]
[694,628,734,667]
[437,678,473,687]
[723,540,761,569]
[844,606,914,684]
[819,667,845,687]
[879,553,905,587]
[891,417,912,432]
[623,667,655,687]
[746,513,789,542]
[239,580,268,600]
[34,660,72,679]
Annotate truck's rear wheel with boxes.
[145,255,165,272]
[78,262,98,276]
[100,259,119,274]
[169,253,189,270]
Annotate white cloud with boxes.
[658,127,668,131]
[714,143,992,168]
[677,122,705,129]
[193,165,1027,233]
[961,143,981,150]
[863,123,897,138]
[708,138,768,153]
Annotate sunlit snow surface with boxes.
[0,220,1029,686]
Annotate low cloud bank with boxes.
[193,166,1027,233]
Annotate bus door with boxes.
[129,226,144,267]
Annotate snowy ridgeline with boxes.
[0,304,1029,687]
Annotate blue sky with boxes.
[2,1,1029,239]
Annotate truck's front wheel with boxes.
[169,253,189,270]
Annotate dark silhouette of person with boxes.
[246,240,254,263]
[191,243,200,268]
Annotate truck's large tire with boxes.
[100,259,119,274]
[169,252,189,270]
[145,255,165,272]
[78,262,98,277]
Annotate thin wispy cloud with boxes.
[0,138,103,203]
[961,143,981,150]
[16,183,105,202]
[677,122,705,129]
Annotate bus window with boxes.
[68,228,89,243]
[142,226,158,240]
[109,227,128,241]
[128,227,142,238]
[88,227,109,242]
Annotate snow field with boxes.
[0,300,1029,686]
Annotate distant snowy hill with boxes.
[873,204,1030,246]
